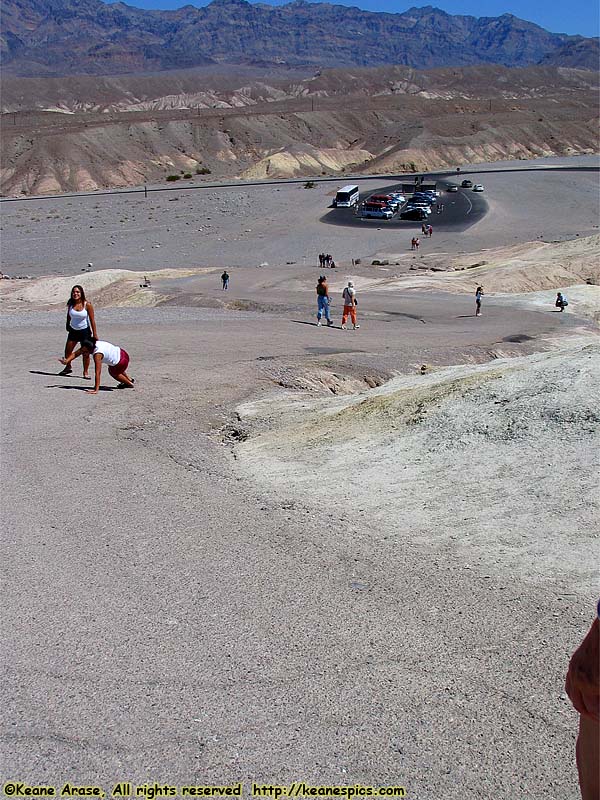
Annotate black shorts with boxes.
[67,326,92,344]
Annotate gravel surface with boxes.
[1,156,598,278]
[1,155,598,797]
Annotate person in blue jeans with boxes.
[316,275,333,326]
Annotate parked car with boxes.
[447,185,458,192]
[406,202,432,214]
[461,179,473,188]
[400,208,428,221]
[412,193,435,204]
[472,184,485,192]
[370,194,399,210]
[361,204,394,219]
[390,192,406,203]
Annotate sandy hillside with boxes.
[1,150,599,792]
[1,65,598,196]
[4,234,598,325]
[234,339,600,589]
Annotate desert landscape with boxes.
[1,65,599,195]
[1,0,599,793]
[1,150,599,795]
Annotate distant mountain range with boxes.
[1,0,598,77]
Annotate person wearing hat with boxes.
[59,337,135,394]
[341,281,359,330]
[316,275,333,327]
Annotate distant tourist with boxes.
[427,224,433,237]
[221,270,230,290]
[421,223,428,236]
[316,275,333,327]
[556,292,568,312]
[341,281,359,330]
[319,253,324,268]
[565,603,599,800]
[475,286,484,317]
[330,259,337,269]
[59,285,98,380]
[411,237,419,251]
[59,337,134,394]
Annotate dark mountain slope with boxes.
[1,0,598,76]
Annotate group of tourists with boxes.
[56,274,572,394]
[318,253,336,269]
[421,223,433,237]
[315,276,359,330]
[57,285,135,394]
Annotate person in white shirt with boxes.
[59,285,98,379]
[59,337,134,395]
[341,281,359,330]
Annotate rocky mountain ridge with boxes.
[2,0,598,77]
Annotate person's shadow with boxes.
[30,370,72,377]
[47,384,113,391]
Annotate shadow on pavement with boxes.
[47,384,113,391]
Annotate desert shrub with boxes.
[183,173,192,179]
[166,174,180,182]
[304,181,316,189]
[196,166,211,175]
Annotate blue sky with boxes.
[104,0,599,37]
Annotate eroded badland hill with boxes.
[1,65,598,196]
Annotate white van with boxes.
[334,184,360,207]
[361,204,393,220]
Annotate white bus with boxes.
[334,184,360,207]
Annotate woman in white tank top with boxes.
[59,285,98,379]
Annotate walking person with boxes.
[59,285,98,379]
[415,237,420,251]
[427,224,433,237]
[421,223,427,236]
[221,270,230,290]
[341,281,359,330]
[475,286,484,317]
[59,337,135,394]
[411,237,418,251]
[316,276,333,327]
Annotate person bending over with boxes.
[556,292,569,312]
[59,337,135,395]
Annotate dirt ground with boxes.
[0,156,599,797]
